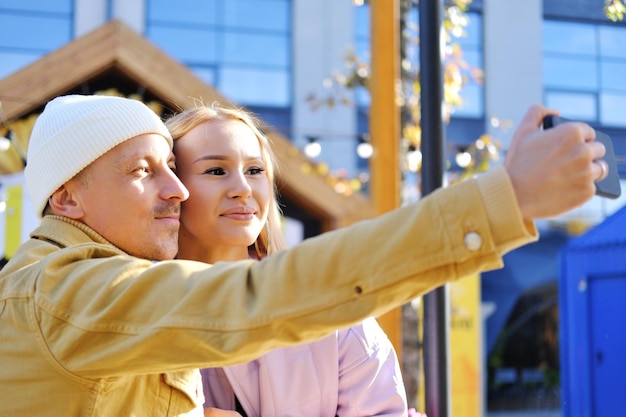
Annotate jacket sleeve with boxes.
[336,318,407,417]
[35,166,537,377]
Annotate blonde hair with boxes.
[165,102,285,258]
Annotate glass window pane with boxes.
[355,88,371,107]
[543,21,596,56]
[405,44,419,69]
[0,14,71,49]
[600,93,626,127]
[147,0,292,108]
[459,13,482,49]
[461,49,481,69]
[454,83,483,117]
[599,25,626,59]
[246,106,291,136]
[0,0,71,13]
[355,39,370,63]
[545,91,597,121]
[0,51,40,78]
[220,67,289,106]
[543,19,626,126]
[190,67,216,86]
[224,0,289,32]
[147,0,218,25]
[222,32,288,66]
[354,4,369,39]
[406,7,418,37]
[404,7,419,65]
[601,61,626,91]
[147,26,217,63]
[544,56,597,90]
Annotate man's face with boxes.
[66,134,189,260]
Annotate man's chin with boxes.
[146,246,178,262]
[141,232,179,261]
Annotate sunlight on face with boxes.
[174,120,271,263]
[69,134,188,260]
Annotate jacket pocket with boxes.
[163,370,205,410]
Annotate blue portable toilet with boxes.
[560,206,626,417]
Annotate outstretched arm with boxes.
[31,105,605,375]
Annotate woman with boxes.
[166,103,408,417]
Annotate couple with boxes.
[0,94,607,416]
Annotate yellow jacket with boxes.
[0,167,535,416]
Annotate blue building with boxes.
[560,204,626,417]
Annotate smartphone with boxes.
[543,115,621,199]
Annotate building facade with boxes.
[2,0,626,192]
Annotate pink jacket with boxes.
[201,317,407,417]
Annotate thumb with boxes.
[508,104,559,153]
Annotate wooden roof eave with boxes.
[0,20,376,228]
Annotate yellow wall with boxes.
[4,184,22,258]
[450,275,482,417]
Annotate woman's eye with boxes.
[248,167,265,175]
[204,167,225,175]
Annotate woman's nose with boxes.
[227,173,252,199]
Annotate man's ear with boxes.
[48,184,85,219]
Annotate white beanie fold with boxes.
[24,95,173,218]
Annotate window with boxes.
[146,0,292,109]
[543,20,626,128]
[0,0,73,78]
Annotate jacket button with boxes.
[464,232,482,251]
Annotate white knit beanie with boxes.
[24,94,173,218]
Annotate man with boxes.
[0,95,606,416]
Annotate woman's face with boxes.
[174,119,271,260]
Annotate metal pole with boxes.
[419,1,451,417]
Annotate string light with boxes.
[0,135,10,152]
[303,136,321,158]
[356,134,373,159]
[455,147,472,168]
[406,145,422,173]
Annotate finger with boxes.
[514,104,559,139]
[587,139,607,160]
[581,124,601,144]
[506,105,559,159]
[595,159,609,182]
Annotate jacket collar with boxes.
[30,215,113,249]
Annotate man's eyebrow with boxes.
[115,150,175,166]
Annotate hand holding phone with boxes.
[543,115,621,199]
